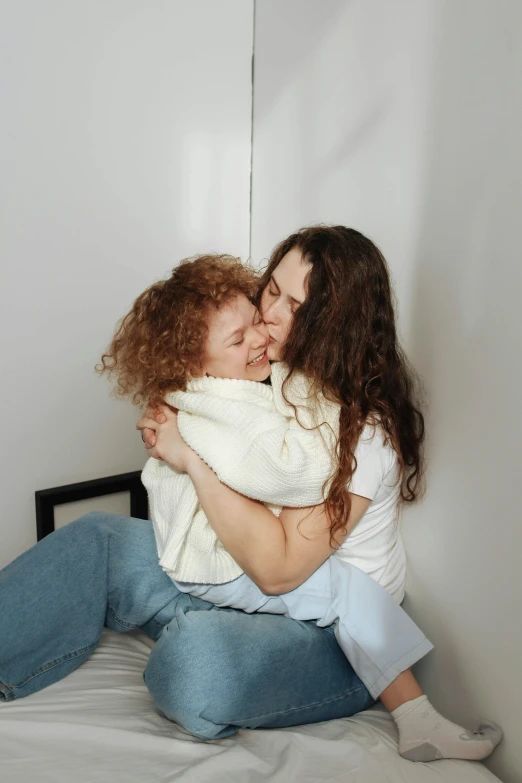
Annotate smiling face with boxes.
[199,294,271,382]
[259,247,312,361]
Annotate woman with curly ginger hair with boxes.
[0,231,501,764]
[97,254,262,407]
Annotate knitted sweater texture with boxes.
[141,363,337,584]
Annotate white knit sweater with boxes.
[142,363,338,584]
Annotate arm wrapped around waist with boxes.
[144,374,337,585]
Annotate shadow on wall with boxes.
[403,3,522,783]
[251,0,393,251]
[253,0,349,116]
[250,0,432,272]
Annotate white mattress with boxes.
[0,629,501,783]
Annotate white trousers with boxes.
[174,556,433,699]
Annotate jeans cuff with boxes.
[0,681,15,702]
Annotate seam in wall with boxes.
[248,0,257,261]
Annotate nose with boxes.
[261,298,281,324]
[251,321,269,349]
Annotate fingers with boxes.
[145,406,167,424]
[142,427,156,448]
[137,418,159,448]
[137,408,175,450]
[136,417,159,433]
[152,407,175,421]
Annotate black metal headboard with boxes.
[35,471,149,541]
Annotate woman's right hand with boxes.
[139,406,167,449]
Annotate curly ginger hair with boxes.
[96,254,259,407]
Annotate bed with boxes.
[0,628,502,783]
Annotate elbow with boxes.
[249,575,281,595]
[254,575,301,596]
[259,582,286,596]
[246,570,285,596]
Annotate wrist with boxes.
[184,448,204,474]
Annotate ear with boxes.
[187,361,205,380]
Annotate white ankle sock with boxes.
[391,695,502,763]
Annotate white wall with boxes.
[3,2,521,779]
[251,2,522,781]
[0,0,253,568]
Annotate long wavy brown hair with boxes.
[96,254,259,407]
[259,225,425,545]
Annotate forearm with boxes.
[139,404,344,593]
[185,452,291,592]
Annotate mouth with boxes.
[247,349,268,367]
[268,336,277,344]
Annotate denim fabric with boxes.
[175,556,433,700]
[0,512,374,739]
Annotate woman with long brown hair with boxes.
[138,226,500,761]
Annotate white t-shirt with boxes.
[335,423,406,604]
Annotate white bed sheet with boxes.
[0,629,501,783]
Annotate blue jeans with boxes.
[0,512,374,739]
[177,558,433,700]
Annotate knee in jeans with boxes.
[65,511,116,537]
[72,511,125,530]
[68,512,148,547]
[55,513,145,569]
[144,609,242,738]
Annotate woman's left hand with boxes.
[136,406,194,472]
